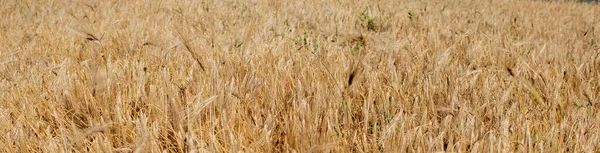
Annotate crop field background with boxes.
[0,0,599,152]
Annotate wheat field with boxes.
[0,0,599,152]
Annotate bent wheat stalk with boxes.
[177,30,206,72]
[66,26,102,46]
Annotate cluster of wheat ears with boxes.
[0,0,599,152]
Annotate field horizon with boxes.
[1,0,599,152]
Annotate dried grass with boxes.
[0,0,599,152]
